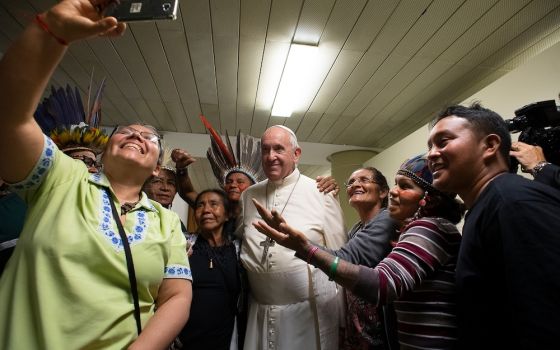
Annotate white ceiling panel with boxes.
[1,0,559,191]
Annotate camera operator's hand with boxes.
[510,141,546,173]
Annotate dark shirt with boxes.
[458,173,560,349]
[178,236,240,350]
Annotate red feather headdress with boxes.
[200,115,265,186]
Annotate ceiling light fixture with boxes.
[271,43,319,117]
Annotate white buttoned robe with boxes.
[239,169,347,350]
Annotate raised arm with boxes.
[172,148,197,206]
[0,0,125,183]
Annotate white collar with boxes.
[269,167,300,187]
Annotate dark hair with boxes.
[360,167,390,208]
[432,102,511,165]
[194,189,231,216]
[418,191,465,224]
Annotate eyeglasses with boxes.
[344,177,377,188]
[113,125,161,144]
[71,155,97,168]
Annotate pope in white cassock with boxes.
[239,125,347,350]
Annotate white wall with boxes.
[171,194,189,227]
[364,41,560,179]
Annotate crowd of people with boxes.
[0,1,559,349]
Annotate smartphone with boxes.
[103,0,178,22]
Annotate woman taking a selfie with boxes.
[0,1,191,349]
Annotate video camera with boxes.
[505,100,560,171]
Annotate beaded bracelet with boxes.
[306,246,319,264]
[35,14,68,46]
[328,256,339,281]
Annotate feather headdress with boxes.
[34,75,109,155]
[201,115,265,186]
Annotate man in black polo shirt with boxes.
[427,103,560,349]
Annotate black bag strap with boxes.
[108,191,142,335]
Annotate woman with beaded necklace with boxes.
[177,189,243,349]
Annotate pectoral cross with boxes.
[260,237,275,264]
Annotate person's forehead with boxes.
[263,127,290,144]
[199,192,223,202]
[349,168,372,179]
[159,169,175,180]
[127,124,156,133]
[433,115,471,131]
[394,174,415,183]
[68,150,96,158]
[430,116,473,138]
[227,172,250,181]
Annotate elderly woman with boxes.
[326,167,399,349]
[253,155,464,349]
[0,1,191,349]
[178,189,242,349]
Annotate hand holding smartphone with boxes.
[103,0,178,22]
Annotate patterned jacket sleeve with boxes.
[351,218,460,305]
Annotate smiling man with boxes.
[238,125,346,350]
[427,103,560,349]
[144,168,178,209]
[142,148,191,234]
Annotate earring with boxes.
[419,190,428,207]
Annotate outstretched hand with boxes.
[42,0,126,44]
[251,198,311,255]
[316,175,340,196]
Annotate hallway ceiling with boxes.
[2,0,559,189]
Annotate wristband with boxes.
[306,246,319,264]
[530,161,550,176]
[176,166,189,176]
[34,14,68,46]
[328,256,339,281]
